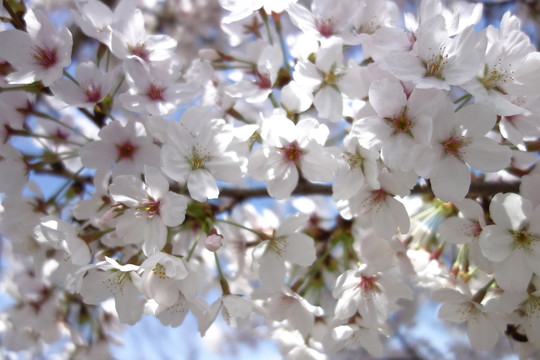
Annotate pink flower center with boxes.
[33,45,57,69]
[370,189,387,204]
[147,84,165,101]
[386,108,413,135]
[464,222,483,238]
[280,142,302,163]
[357,275,379,294]
[128,43,150,61]
[84,83,102,103]
[116,141,138,160]
[441,136,468,160]
[316,18,334,38]
[53,128,69,141]
[255,70,272,89]
[136,198,161,219]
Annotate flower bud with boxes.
[198,49,221,61]
[205,229,223,252]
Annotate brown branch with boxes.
[219,180,521,200]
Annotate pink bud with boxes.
[205,230,223,252]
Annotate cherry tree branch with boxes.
[219,180,521,200]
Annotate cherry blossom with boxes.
[1,0,540,358]
[248,111,336,199]
[50,61,114,108]
[161,106,246,202]
[109,167,188,255]
[479,193,540,293]
[252,213,316,292]
[432,287,504,351]
[0,9,72,86]
[79,119,160,178]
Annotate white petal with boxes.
[489,193,531,231]
[467,315,499,351]
[284,233,316,266]
[430,156,470,203]
[187,169,219,202]
[314,86,343,122]
[463,137,511,172]
[479,225,514,262]
[160,192,188,227]
[368,78,406,118]
[494,250,533,292]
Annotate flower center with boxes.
[84,82,102,103]
[357,275,379,295]
[255,70,272,89]
[269,237,287,257]
[280,142,302,163]
[385,107,413,136]
[105,271,130,295]
[116,141,138,160]
[316,18,334,38]
[152,263,169,280]
[147,84,165,101]
[33,45,57,69]
[464,222,483,238]
[128,42,150,61]
[478,62,514,94]
[441,136,469,160]
[425,51,448,79]
[512,230,537,250]
[344,148,366,171]
[370,189,387,205]
[136,198,160,219]
[188,146,209,170]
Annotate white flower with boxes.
[252,213,316,293]
[137,252,198,308]
[479,193,540,293]
[293,38,362,122]
[79,119,160,179]
[438,199,492,271]
[432,287,503,351]
[79,257,144,325]
[109,167,188,255]
[287,0,355,42]
[384,16,485,90]
[414,103,511,202]
[161,106,246,202]
[265,287,323,337]
[332,134,380,201]
[248,112,336,200]
[462,12,540,115]
[337,166,416,239]
[120,58,198,116]
[332,263,412,324]
[110,5,176,62]
[0,9,72,86]
[50,61,114,108]
[225,41,283,104]
[353,78,443,172]
[331,319,385,357]
[34,215,91,266]
[71,0,135,46]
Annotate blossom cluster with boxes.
[0,0,540,358]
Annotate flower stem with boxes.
[272,13,291,72]
[215,218,269,240]
[214,252,231,295]
[259,9,274,46]
[45,167,84,206]
[186,227,204,262]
